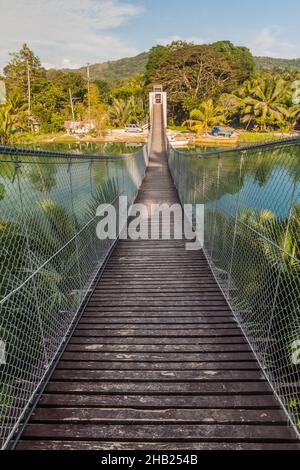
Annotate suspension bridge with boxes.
[0,91,300,450]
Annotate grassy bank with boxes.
[5,130,147,146]
[237,132,293,143]
[9,132,78,145]
[168,126,298,145]
[4,129,297,147]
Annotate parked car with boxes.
[211,126,235,137]
[124,124,143,133]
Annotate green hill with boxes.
[68,52,149,83]
[63,52,300,83]
[254,56,300,70]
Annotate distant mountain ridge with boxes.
[63,52,300,82]
[64,52,149,82]
[254,56,300,70]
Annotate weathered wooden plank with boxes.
[96,279,220,284]
[22,424,298,442]
[100,259,212,264]
[66,344,250,353]
[82,312,234,319]
[57,361,260,371]
[30,408,285,425]
[107,261,211,265]
[51,370,264,382]
[83,306,233,313]
[76,323,239,330]
[91,292,226,298]
[94,286,223,292]
[95,286,221,291]
[38,393,281,409]
[100,276,221,280]
[100,276,222,280]
[61,352,254,362]
[72,329,243,337]
[45,381,272,395]
[102,270,217,274]
[68,337,247,345]
[89,297,230,307]
[75,325,241,331]
[16,441,300,450]
[79,318,237,325]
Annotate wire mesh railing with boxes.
[0,145,148,449]
[168,139,300,436]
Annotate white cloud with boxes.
[249,26,298,58]
[157,35,206,46]
[0,0,143,70]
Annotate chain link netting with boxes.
[168,139,300,436]
[0,146,148,449]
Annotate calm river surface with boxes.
[0,141,299,223]
[0,142,144,223]
[176,144,300,219]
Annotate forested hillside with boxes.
[64,51,300,83]
[255,56,300,70]
[65,52,149,83]
[0,41,299,144]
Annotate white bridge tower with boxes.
[149,85,167,128]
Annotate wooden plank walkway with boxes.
[17,105,300,450]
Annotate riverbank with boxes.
[9,130,148,146]
[167,129,299,147]
[6,129,299,148]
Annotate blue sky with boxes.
[0,0,299,70]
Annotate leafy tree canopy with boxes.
[4,43,46,97]
[211,41,255,82]
[147,43,237,122]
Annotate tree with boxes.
[112,74,145,101]
[285,104,300,131]
[109,97,141,127]
[148,44,235,123]
[145,45,170,83]
[33,70,86,132]
[0,103,14,144]
[211,41,255,83]
[87,83,108,135]
[4,44,46,129]
[184,99,226,133]
[94,80,111,104]
[0,96,26,144]
[241,77,289,131]
[218,93,243,124]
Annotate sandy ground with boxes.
[53,130,149,144]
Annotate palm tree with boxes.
[0,94,28,144]
[285,105,300,132]
[183,99,226,134]
[218,93,243,123]
[241,78,288,131]
[0,103,14,144]
[109,97,141,127]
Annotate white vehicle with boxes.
[124,124,143,133]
